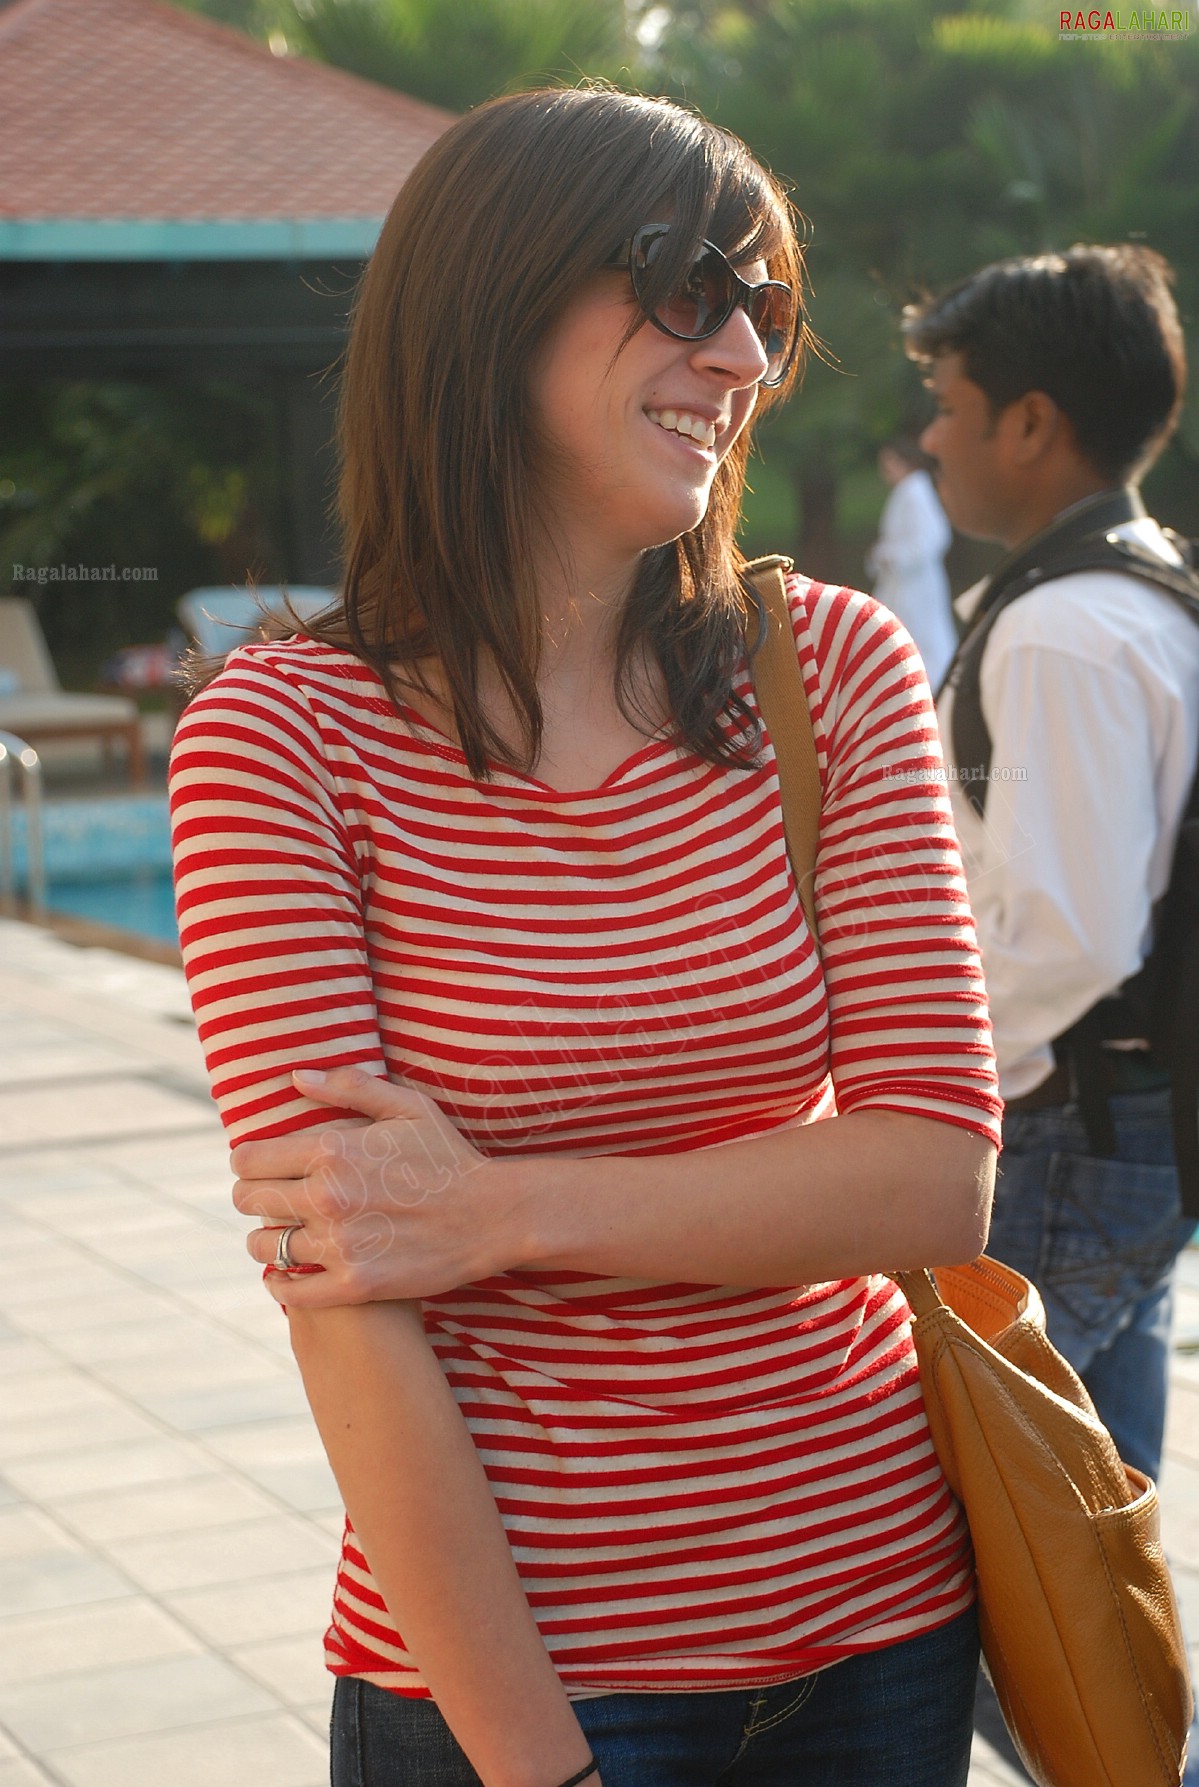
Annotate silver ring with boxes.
[273,1224,303,1272]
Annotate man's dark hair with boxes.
[903,245,1186,483]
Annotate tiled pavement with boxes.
[0,917,1196,1786]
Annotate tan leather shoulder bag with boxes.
[745,554,1193,1787]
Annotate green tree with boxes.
[651,0,1199,575]
[170,0,296,38]
[20,1,1199,624]
[188,0,641,110]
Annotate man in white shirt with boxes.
[903,246,1198,1489]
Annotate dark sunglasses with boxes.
[609,222,798,389]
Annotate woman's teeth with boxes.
[648,409,717,448]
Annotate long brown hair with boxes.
[322,85,809,777]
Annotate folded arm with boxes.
[236,1071,993,1301]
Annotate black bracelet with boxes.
[553,1762,599,1787]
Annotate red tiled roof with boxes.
[0,0,456,221]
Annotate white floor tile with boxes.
[5,1286,176,1337]
[0,1598,201,1689]
[163,1568,336,1647]
[3,1438,211,1503]
[295,1700,334,1738]
[308,1507,347,1535]
[0,1372,129,1428]
[0,1506,82,1563]
[17,1188,166,1236]
[122,1236,250,1293]
[99,1514,337,1594]
[0,1551,132,1618]
[0,1080,213,1152]
[140,1377,310,1432]
[0,1402,163,1464]
[50,1312,225,1367]
[0,1340,58,1381]
[90,1345,284,1402]
[43,1710,327,1787]
[191,1425,338,1510]
[173,1279,270,1321]
[94,1137,229,1183]
[230,1633,333,1706]
[0,1653,274,1752]
[0,1160,122,1200]
[52,1474,279,1546]
[193,1416,328,1474]
[0,1758,61,1786]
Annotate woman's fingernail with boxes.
[294,1069,328,1087]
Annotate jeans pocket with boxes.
[1040,1151,1193,1351]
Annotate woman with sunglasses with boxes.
[170,87,999,1787]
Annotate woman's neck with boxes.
[527,535,640,675]
[392,540,666,789]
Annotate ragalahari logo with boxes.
[1059,8,1191,35]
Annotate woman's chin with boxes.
[633,492,713,552]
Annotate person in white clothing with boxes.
[904,245,1199,1779]
[866,437,957,689]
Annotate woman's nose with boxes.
[693,302,770,386]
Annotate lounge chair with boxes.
[0,597,144,786]
[178,586,337,660]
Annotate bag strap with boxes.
[742,555,934,1314]
[742,555,821,950]
[891,1265,942,1314]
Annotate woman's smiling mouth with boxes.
[646,407,718,449]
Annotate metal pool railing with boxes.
[0,730,46,918]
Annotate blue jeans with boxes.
[987,1086,1195,1480]
[329,1607,979,1787]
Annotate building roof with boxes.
[0,0,456,258]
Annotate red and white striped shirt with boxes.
[169,577,1000,1696]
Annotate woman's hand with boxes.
[233,1067,517,1306]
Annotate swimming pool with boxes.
[8,795,179,945]
[46,867,178,942]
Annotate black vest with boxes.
[943,488,1199,816]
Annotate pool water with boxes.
[9,795,179,945]
[47,868,179,943]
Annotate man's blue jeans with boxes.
[987,1085,1195,1479]
[329,1606,979,1786]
